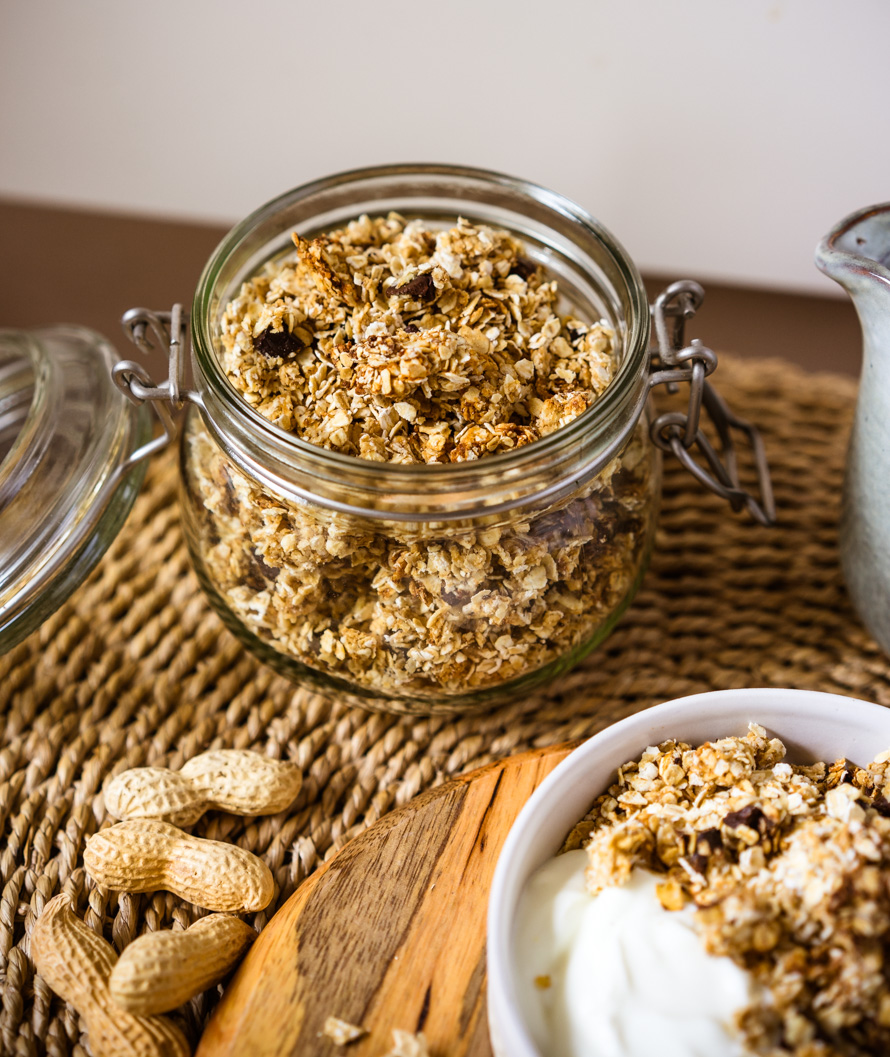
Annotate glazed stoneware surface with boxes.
[816,205,890,656]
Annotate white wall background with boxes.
[1,0,887,295]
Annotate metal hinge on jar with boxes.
[648,281,776,526]
[112,304,196,460]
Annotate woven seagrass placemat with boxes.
[2,356,889,1055]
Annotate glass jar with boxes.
[174,166,659,713]
[122,165,773,715]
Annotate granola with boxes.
[384,1030,431,1057]
[218,215,615,463]
[566,726,890,1057]
[183,214,656,704]
[322,1016,366,1046]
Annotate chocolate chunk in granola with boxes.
[686,853,709,876]
[244,550,280,591]
[220,468,239,516]
[509,256,538,281]
[826,758,858,788]
[388,273,436,301]
[202,510,221,547]
[254,551,280,581]
[723,804,773,834]
[253,326,305,359]
[696,828,723,856]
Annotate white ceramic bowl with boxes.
[486,687,890,1057]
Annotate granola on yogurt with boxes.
[564,725,890,1056]
[184,214,655,701]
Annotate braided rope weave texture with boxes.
[1,357,888,1055]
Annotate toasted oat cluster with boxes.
[322,1016,366,1046]
[218,214,615,463]
[565,726,890,1056]
[385,1030,431,1057]
[185,215,655,703]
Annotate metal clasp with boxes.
[649,281,776,526]
[111,303,195,470]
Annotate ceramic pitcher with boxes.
[816,204,890,656]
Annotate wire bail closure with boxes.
[648,281,776,526]
[112,304,195,467]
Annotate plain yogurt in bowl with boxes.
[515,857,755,1057]
[486,688,890,1057]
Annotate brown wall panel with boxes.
[0,200,862,383]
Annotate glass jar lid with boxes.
[0,325,152,654]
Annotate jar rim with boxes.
[190,163,651,516]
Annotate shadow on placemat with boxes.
[0,356,887,1053]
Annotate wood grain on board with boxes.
[196,743,576,1057]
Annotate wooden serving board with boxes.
[196,743,575,1057]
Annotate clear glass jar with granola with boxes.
[175,166,662,713]
[111,165,772,715]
